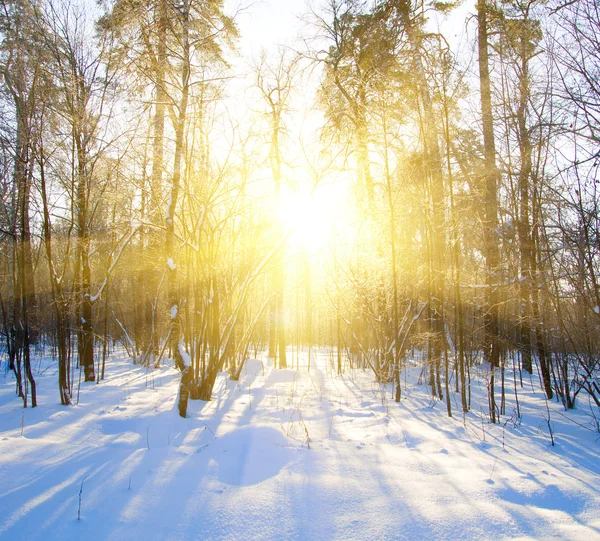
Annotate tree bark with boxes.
[477,0,501,422]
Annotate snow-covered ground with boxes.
[1,350,599,540]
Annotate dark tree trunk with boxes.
[477,0,501,422]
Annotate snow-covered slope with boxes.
[0,352,599,540]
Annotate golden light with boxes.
[278,187,338,254]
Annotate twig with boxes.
[78,475,90,520]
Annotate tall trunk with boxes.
[168,0,191,417]
[516,29,534,375]
[477,0,501,422]
[151,0,167,224]
[443,76,468,412]
[18,222,36,407]
[18,176,36,407]
[269,107,286,369]
[14,97,37,406]
[40,148,71,404]
[382,114,401,402]
[146,0,168,366]
[531,198,553,399]
[76,140,94,382]
[100,207,117,381]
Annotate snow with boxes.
[0,351,599,540]
[170,305,178,320]
[178,342,191,368]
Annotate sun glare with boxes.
[278,188,337,254]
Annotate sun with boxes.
[278,187,336,254]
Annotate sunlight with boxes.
[278,187,336,254]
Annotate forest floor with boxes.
[0,350,599,540]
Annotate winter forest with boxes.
[1,0,600,539]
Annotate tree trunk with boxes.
[40,148,71,404]
[146,0,168,367]
[477,0,501,422]
[76,141,95,383]
[167,0,191,417]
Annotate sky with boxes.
[232,0,308,53]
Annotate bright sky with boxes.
[232,0,307,52]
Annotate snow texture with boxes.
[170,305,178,320]
[178,342,191,368]
[0,351,599,540]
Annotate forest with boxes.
[2,0,600,538]
[2,0,600,428]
